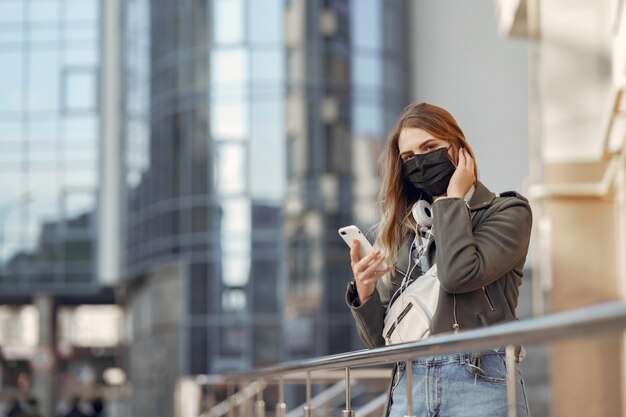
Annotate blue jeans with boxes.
[388,350,530,417]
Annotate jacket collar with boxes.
[467,180,496,211]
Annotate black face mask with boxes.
[402,147,456,197]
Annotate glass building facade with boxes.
[122,0,408,388]
[0,0,101,293]
[123,0,285,375]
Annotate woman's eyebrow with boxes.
[419,139,439,150]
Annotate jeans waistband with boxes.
[396,347,523,369]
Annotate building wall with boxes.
[127,263,183,417]
[410,0,530,193]
[0,0,102,293]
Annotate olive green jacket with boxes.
[345,181,533,349]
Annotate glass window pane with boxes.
[215,143,246,195]
[211,102,248,139]
[64,190,95,221]
[250,100,284,200]
[28,0,60,23]
[353,54,382,89]
[29,26,61,44]
[0,121,23,142]
[28,140,57,163]
[0,50,24,112]
[353,103,383,137]
[249,0,281,44]
[0,29,24,46]
[220,199,250,234]
[64,46,98,66]
[350,0,381,50]
[28,49,60,112]
[0,140,22,162]
[65,0,98,21]
[30,119,59,142]
[64,69,97,111]
[63,138,97,164]
[65,24,97,43]
[0,1,24,23]
[251,50,283,82]
[64,115,96,140]
[211,49,247,84]
[64,170,97,188]
[213,0,244,44]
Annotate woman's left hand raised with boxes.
[447,147,476,198]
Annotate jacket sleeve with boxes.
[345,283,387,348]
[432,196,532,294]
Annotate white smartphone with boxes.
[338,225,388,270]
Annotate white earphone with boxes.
[411,199,433,228]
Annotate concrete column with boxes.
[545,163,624,417]
[32,295,56,417]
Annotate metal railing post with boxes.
[303,371,315,417]
[276,377,287,417]
[341,367,355,417]
[404,359,415,417]
[227,383,236,417]
[506,344,518,417]
[256,379,266,417]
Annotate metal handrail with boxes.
[222,301,626,381]
[185,302,626,417]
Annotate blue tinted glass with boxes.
[0,51,24,112]
[29,26,61,44]
[214,0,244,44]
[249,0,281,44]
[353,54,382,89]
[249,99,284,200]
[350,0,381,50]
[353,103,383,137]
[28,0,60,23]
[64,115,96,140]
[0,1,24,23]
[65,0,98,21]
[64,46,98,66]
[65,69,96,111]
[251,50,284,82]
[28,49,60,111]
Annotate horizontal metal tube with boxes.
[222,302,626,381]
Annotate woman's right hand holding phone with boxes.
[350,240,391,304]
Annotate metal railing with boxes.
[177,301,626,417]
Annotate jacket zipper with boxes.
[482,287,496,311]
[385,303,413,339]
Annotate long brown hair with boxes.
[375,103,478,278]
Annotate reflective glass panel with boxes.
[0,50,24,112]
[248,0,281,44]
[64,69,97,111]
[28,0,60,23]
[211,101,248,139]
[0,1,24,23]
[251,50,283,82]
[249,100,284,200]
[215,143,246,195]
[213,0,244,44]
[350,0,381,50]
[28,49,60,112]
[65,0,98,21]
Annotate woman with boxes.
[345,103,532,417]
